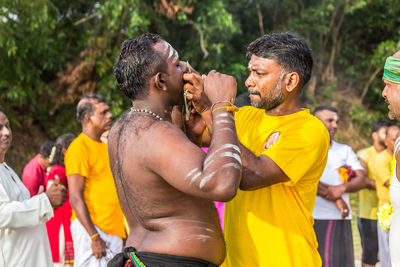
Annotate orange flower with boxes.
[338,167,349,183]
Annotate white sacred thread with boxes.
[199,171,217,189]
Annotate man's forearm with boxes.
[239,143,290,190]
[70,195,97,236]
[343,170,367,192]
[317,182,329,197]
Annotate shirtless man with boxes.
[108,34,241,266]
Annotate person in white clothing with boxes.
[0,107,67,267]
[382,50,400,266]
[312,105,367,267]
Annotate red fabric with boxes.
[45,165,74,263]
[22,154,46,197]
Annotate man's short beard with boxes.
[389,110,400,121]
[251,71,285,110]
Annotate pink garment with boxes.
[22,154,46,197]
[201,147,225,230]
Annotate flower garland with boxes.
[377,157,395,231]
[378,203,393,231]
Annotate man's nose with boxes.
[1,126,11,137]
[382,85,388,98]
[245,75,254,88]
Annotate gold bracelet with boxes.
[90,233,99,240]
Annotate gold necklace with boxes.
[130,108,163,121]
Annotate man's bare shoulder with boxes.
[110,112,187,145]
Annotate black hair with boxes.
[371,120,391,135]
[246,32,313,87]
[76,94,106,123]
[114,33,168,101]
[39,140,54,158]
[0,107,4,114]
[50,134,75,167]
[313,105,338,115]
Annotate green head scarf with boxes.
[383,56,400,84]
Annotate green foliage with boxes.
[350,103,377,131]
[1,0,400,157]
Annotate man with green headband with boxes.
[382,51,400,266]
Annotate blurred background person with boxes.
[45,133,76,267]
[357,120,390,267]
[312,105,367,267]
[371,124,400,267]
[22,140,54,196]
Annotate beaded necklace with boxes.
[130,108,163,121]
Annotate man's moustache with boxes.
[248,90,261,96]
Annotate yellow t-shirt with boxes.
[357,146,379,219]
[372,150,392,207]
[65,133,126,238]
[224,107,329,267]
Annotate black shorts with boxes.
[357,217,379,265]
[108,247,219,267]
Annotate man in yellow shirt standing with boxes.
[66,94,125,266]
[372,124,399,267]
[357,121,389,267]
[224,32,330,266]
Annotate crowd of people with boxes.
[1,31,400,267]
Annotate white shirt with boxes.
[0,162,53,267]
[312,141,363,220]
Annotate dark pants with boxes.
[357,217,379,265]
[314,219,355,267]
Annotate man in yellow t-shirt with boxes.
[66,94,125,266]
[357,121,389,267]
[224,33,330,267]
[372,124,399,267]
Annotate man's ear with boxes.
[154,72,168,92]
[285,72,300,93]
[84,113,92,124]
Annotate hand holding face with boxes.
[183,63,211,114]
